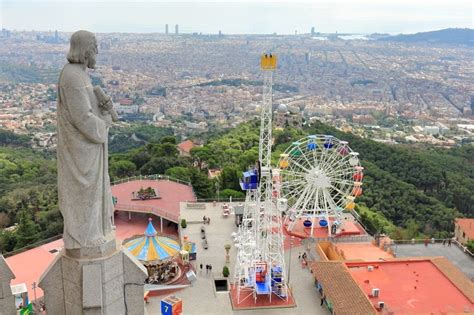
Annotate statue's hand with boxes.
[103,113,113,127]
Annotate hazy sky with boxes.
[1,0,473,34]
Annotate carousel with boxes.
[124,218,182,284]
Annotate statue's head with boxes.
[67,30,98,69]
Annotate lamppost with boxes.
[32,281,37,313]
[215,180,220,202]
[287,236,294,286]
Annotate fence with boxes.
[303,234,373,244]
[114,203,179,223]
[112,174,191,186]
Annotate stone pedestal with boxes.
[0,255,16,315]
[39,241,147,315]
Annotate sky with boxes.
[1,0,473,35]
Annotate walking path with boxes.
[145,202,329,314]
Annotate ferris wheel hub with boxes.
[305,168,331,188]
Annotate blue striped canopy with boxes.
[124,219,180,263]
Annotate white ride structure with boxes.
[234,54,288,304]
[278,135,364,237]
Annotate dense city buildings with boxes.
[0,30,472,147]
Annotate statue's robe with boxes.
[57,63,114,249]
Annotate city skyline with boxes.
[1,0,473,35]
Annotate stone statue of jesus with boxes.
[57,30,114,249]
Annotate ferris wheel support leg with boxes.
[327,215,332,237]
[310,216,315,237]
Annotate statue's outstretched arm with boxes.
[62,86,107,144]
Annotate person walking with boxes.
[207,217,211,225]
[205,264,209,274]
[448,238,452,247]
[200,263,203,275]
[442,239,446,246]
[320,293,326,306]
[298,252,301,261]
[209,264,213,274]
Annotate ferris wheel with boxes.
[278,135,364,236]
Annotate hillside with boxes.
[378,28,474,46]
[192,121,471,237]
[1,121,473,252]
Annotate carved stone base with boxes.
[39,247,147,315]
[65,236,117,260]
[0,295,16,315]
[0,254,16,315]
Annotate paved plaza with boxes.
[393,243,474,280]
[145,202,329,315]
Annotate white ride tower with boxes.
[234,54,288,304]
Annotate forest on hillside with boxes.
[0,121,473,253]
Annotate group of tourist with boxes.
[298,252,308,268]
[199,263,213,274]
[202,216,211,224]
[424,238,453,247]
[442,238,453,246]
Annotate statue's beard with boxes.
[85,52,97,69]
[87,57,96,69]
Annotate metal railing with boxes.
[2,234,63,258]
[111,174,192,186]
[115,203,179,223]
[304,234,373,244]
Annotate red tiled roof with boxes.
[347,258,474,313]
[455,218,474,240]
[177,140,195,153]
[310,261,377,315]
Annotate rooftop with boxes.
[393,243,474,280]
[456,218,474,240]
[177,139,195,154]
[111,179,196,222]
[331,242,393,261]
[347,258,474,314]
[310,261,376,315]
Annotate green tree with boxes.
[160,136,177,145]
[466,240,474,253]
[110,160,137,179]
[220,166,241,191]
[0,230,17,252]
[165,167,191,183]
[220,189,245,199]
[15,211,40,249]
[190,169,214,199]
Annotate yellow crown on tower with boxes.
[260,53,277,70]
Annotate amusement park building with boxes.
[311,257,474,314]
[455,218,474,245]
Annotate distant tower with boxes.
[218,30,222,36]
[165,24,169,35]
[311,27,315,36]
[175,24,179,35]
[55,30,59,42]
